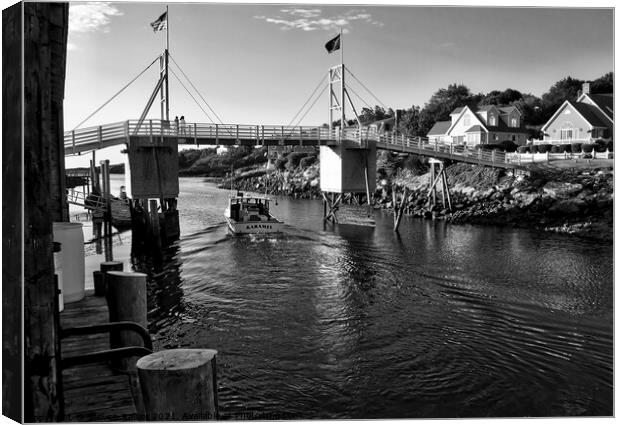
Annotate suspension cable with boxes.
[286,73,327,127]
[169,67,215,122]
[72,55,160,130]
[346,84,374,111]
[290,85,328,130]
[168,53,226,125]
[345,68,388,110]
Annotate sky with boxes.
[62,1,614,166]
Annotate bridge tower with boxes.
[124,6,180,247]
[320,34,376,224]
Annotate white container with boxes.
[53,222,85,304]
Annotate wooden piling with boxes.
[97,260,123,296]
[137,349,219,421]
[106,271,147,371]
[393,186,408,232]
[149,199,162,249]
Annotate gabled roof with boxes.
[571,101,610,128]
[465,125,486,133]
[589,94,613,115]
[445,105,488,135]
[578,93,613,123]
[476,105,498,112]
[498,106,521,115]
[427,120,452,136]
[541,99,612,132]
[451,106,465,115]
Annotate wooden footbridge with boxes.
[64,119,522,170]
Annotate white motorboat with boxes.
[224,192,284,234]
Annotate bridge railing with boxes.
[64,121,128,154]
[376,132,515,166]
[64,120,518,167]
[125,119,344,144]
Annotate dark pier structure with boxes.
[3,2,69,421]
[3,4,216,422]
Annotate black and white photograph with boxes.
[2,0,616,422]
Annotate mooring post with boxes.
[137,349,219,421]
[96,260,124,297]
[106,271,148,371]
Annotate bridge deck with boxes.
[65,119,523,169]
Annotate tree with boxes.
[479,88,523,106]
[590,72,613,94]
[418,84,477,136]
[358,105,393,125]
[540,76,584,121]
[396,106,421,138]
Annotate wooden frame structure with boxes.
[427,158,452,212]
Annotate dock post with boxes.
[95,260,123,297]
[137,349,219,421]
[106,271,148,371]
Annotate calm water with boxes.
[84,175,613,419]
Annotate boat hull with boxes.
[225,217,284,234]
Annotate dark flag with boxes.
[325,34,341,53]
[150,11,167,32]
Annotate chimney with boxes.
[582,82,590,96]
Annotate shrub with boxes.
[299,155,317,169]
[517,146,530,154]
[561,144,572,153]
[537,144,553,153]
[593,139,607,153]
[498,140,518,152]
[606,141,613,152]
[582,143,594,153]
[274,156,287,171]
[550,145,561,153]
[570,143,582,153]
[475,143,501,151]
[286,151,307,170]
[530,145,538,154]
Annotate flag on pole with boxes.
[325,34,341,53]
[150,11,167,32]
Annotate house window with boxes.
[493,134,499,141]
[511,117,518,127]
[511,134,516,142]
[489,115,496,126]
[560,129,574,140]
[468,133,480,144]
[463,115,470,126]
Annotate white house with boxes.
[427,104,529,146]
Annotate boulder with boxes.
[548,199,586,216]
[542,181,584,199]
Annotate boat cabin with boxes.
[228,193,273,223]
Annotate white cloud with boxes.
[69,2,123,33]
[255,8,383,32]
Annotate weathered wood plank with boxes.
[60,293,139,421]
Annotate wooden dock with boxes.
[60,291,139,422]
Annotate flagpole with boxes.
[340,27,345,129]
[165,4,170,121]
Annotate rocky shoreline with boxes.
[383,164,613,242]
[218,162,613,242]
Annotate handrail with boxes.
[60,321,153,351]
[64,119,522,168]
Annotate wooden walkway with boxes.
[64,119,525,169]
[60,291,139,422]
